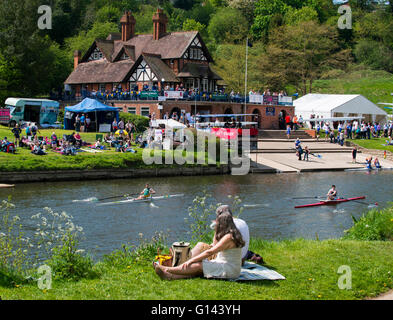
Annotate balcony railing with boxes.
[58,90,293,106]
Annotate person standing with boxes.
[286,125,291,139]
[352,146,357,163]
[11,124,22,146]
[112,119,118,133]
[85,115,91,132]
[303,146,310,161]
[74,114,81,132]
[80,114,86,132]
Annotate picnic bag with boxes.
[170,242,191,267]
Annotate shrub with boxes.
[119,112,149,132]
[0,263,29,288]
[103,231,168,267]
[46,232,97,281]
[344,206,393,241]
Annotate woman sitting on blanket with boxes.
[153,212,245,280]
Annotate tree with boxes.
[258,21,351,94]
[227,0,256,25]
[183,19,206,33]
[65,21,119,59]
[208,8,248,44]
[251,0,288,40]
[284,6,319,25]
[0,0,73,102]
[95,5,122,24]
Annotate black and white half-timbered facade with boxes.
[65,9,222,94]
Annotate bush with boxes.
[46,233,97,281]
[103,231,168,267]
[0,263,29,288]
[119,112,149,133]
[344,206,393,241]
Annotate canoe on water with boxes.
[0,184,15,188]
[97,194,184,206]
[294,196,366,209]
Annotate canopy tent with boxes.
[294,94,387,127]
[64,98,119,131]
[152,119,186,129]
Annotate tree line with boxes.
[0,0,392,104]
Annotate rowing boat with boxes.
[96,194,184,206]
[294,196,366,209]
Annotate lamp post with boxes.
[244,37,249,119]
[161,78,165,121]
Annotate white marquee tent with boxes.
[294,94,387,127]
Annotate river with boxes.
[1,171,391,259]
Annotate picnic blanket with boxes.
[232,262,285,282]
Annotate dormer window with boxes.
[121,53,129,60]
[88,47,104,61]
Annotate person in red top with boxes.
[285,115,292,129]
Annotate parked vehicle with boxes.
[4,98,60,128]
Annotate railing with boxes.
[59,90,293,106]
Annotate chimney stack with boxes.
[152,8,168,40]
[120,11,136,41]
[74,50,81,70]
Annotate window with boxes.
[141,107,150,117]
[128,107,136,114]
[202,78,208,92]
[99,84,106,92]
[185,79,194,90]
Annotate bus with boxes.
[4,98,60,127]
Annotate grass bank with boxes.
[311,69,393,112]
[0,126,220,172]
[0,238,392,300]
[349,137,393,153]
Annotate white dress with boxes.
[202,248,242,280]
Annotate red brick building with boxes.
[64,8,294,129]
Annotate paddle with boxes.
[96,193,140,201]
[311,153,322,158]
[352,200,378,207]
[292,196,322,200]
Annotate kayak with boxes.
[96,194,184,206]
[294,196,366,209]
[344,167,393,172]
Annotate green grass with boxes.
[0,126,220,172]
[0,238,392,300]
[312,69,393,114]
[349,137,393,153]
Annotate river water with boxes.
[1,171,391,259]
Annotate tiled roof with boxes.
[65,60,133,84]
[66,31,217,84]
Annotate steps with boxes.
[259,130,313,140]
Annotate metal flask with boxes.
[171,241,191,267]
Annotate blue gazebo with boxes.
[64,98,119,131]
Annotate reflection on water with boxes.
[0,171,391,259]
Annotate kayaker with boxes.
[327,185,337,201]
[366,157,372,170]
[135,184,156,200]
[374,157,381,169]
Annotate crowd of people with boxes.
[66,83,293,106]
